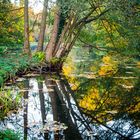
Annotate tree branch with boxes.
[85,9,110,24]
[78,37,107,51]
[29,14,40,33]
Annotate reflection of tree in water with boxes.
[76,73,140,139]
[1,73,140,140]
[44,74,136,139]
[38,81,48,139]
[45,75,83,140]
[23,80,29,140]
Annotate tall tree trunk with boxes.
[37,0,48,52]
[45,7,60,62]
[23,0,30,55]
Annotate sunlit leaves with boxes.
[0,2,24,46]
[79,88,99,111]
[63,58,80,90]
[98,55,118,76]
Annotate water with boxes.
[0,47,140,139]
[0,74,94,140]
[0,72,140,140]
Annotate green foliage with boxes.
[79,29,97,45]
[32,52,46,63]
[0,46,8,55]
[0,48,48,86]
[50,57,60,65]
[0,2,24,46]
[0,89,21,120]
[0,52,30,86]
[75,0,140,64]
[0,129,20,140]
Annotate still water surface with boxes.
[1,45,140,140]
[0,71,140,140]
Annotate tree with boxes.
[0,1,24,46]
[23,0,30,54]
[46,0,109,68]
[45,6,60,62]
[35,0,139,70]
[37,0,48,52]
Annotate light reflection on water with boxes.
[0,73,140,140]
[0,75,89,140]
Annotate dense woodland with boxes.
[0,0,140,139]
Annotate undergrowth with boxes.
[0,89,21,120]
[0,50,45,86]
[0,129,20,140]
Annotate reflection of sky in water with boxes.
[0,77,140,140]
[0,78,52,140]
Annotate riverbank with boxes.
[0,49,47,87]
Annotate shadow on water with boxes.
[0,73,140,140]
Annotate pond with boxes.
[0,47,140,140]
[0,74,95,140]
[0,71,140,140]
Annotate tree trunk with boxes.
[45,7,60,62]
[23,0,30,55]
[37,0,48,52]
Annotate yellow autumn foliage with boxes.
[137,61,140,68]
[79,88,99,111]
[63,63,79,90]
[98,55,118,76]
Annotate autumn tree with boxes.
[0,1,24,46]
[33,0,139,70]
[44,0,109,68]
